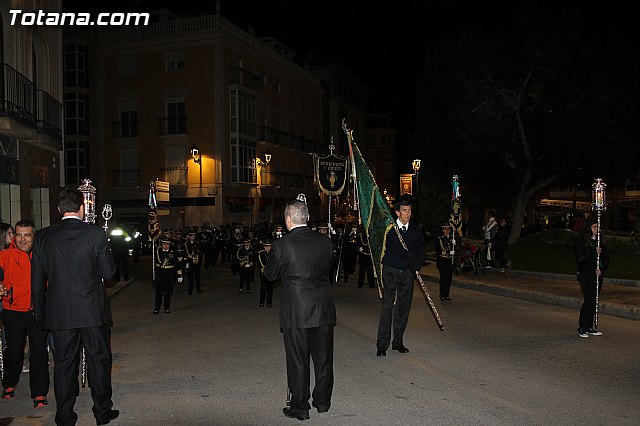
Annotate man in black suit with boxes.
[376,197,425,356]
[31,188,119,426]
[264,196,336,421]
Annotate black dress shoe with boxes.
[392,344,409,353]
[312,401,330,413]
[282,407,310,420]
[376,348,386,356]
[96,409,119,425]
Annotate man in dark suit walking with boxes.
[31,188,119,426]
[376,197,425,356]
[264,195,336,421]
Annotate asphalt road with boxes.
[3,257,639,425]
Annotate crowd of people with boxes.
[146,218,380,313]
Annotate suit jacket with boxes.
[31,218,117,330]
[264,226,336,329]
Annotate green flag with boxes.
[344,123,444,330]
[346,130,395,294]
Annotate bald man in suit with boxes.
[264,197,336,421]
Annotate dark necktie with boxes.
[401,225,407,234]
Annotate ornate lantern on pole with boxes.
[78,179,97,224]
[77,179,113,388]
[591,178,607,328]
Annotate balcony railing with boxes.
[159,116,187,135]
[36,89,63,141]
[112,120,139,138]
[1,63,36,128]
[159,166,188,185]
[113,168,140,186]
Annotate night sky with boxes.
[63,0,636,128]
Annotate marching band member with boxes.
[257,239,275,307]
[236,237,256,294]
[436,224,454,301]
[154,236,183,314]
[184,231,203,294]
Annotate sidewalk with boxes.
[420,262,640,321]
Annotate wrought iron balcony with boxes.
[158,166,188,185]
[112,169,140,186]
[1,63,36,128]
[36,89,63,141]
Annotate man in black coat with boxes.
[264,196,336,421]
[376,197,425,356]
[31,188,119,426]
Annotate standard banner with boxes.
[314,154,348,196]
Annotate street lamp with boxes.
[191,143,202,190]
[412,159,421,195]
[256,149,272,167]
[412,159,421,175]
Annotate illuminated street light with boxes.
[191,143,202,189]
[412,159,421,175]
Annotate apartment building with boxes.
[0,0,63,228]
[75,10,325,231]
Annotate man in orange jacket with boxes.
[0,219,50,407]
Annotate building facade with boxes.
[0,0,63,228]
[76,10,326,231]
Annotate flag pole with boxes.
[450,175,462,267]
[342,120,443,330]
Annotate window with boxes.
[64,44,88,87]
[165,98,186,134]
[165,51,186,71]
[118,148,139,185]
[64,93,88,136]
[0,183,20,225]
[229,89,256,183]
[163,145,187,185]
[119,101,138,138]
[65,140,89,185]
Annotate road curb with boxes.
[489,268,640,288]
[421,273,640,321]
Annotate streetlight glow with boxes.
[412,159,421,175]
[191,143,202,189]
[191,143,201,164]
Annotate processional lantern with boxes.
[78,179,97,224]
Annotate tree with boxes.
[416,3,640,242]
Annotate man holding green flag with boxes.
[375,197,425,356]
